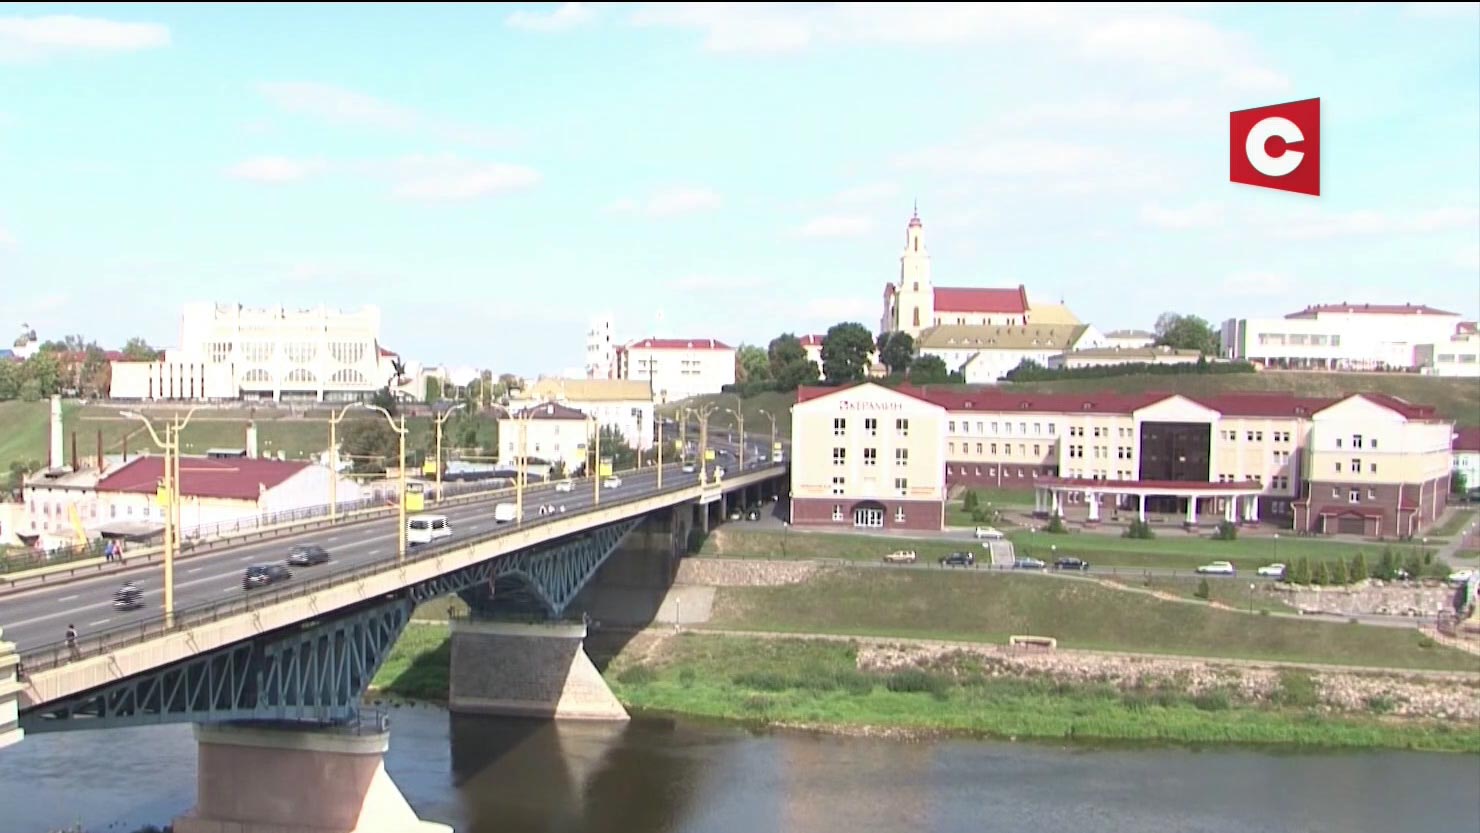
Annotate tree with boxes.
[1289,557,1311,585]
[820,322,874,384]
[121,337,161,361]
[0,361,19,399]
[1194,578,1211,600]
[963,490,979,511]
[1330,558,1349,586]
[80,345,111,398]
[370,386,399,417]
[594,425,637,472]
[425,376,443,403]
[1454,470,1469,496]
[775,357,820,390]
[736,344,771,384]
[907,354,951,384]
[1350,552,1369,583]
[877,332,915,375]
[339,419,399,473]
[1153,313,1219,355]
[21,351,61,397]
[498,373,522,393]
[767,333,818,391]
[1312,561,1330,586]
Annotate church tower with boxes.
[892,204,933,338]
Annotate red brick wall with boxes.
[792,497,942,531]
[1299,474,1449,537]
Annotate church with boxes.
[880,207,1074,339]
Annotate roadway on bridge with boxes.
[0,459,774,653]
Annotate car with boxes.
[287,544,330,566]
[940,551,976,568]
[729,509,743,521]
[681,462,697,473]
[883,550,917,564]
[555,479,574,493]
[1256,563,1287,579]
[755,454,769,463]
[746,508,761,521]
[1053,557,1089,571]
[1447,569,1477,586]
[242,564,292,590]
[1014,557,1047,570]
[1196,561,1237,576]
[973,526,1006,540]
[603,476,623,489]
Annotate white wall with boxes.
[625,346,735,403]
[1223,313,1462,370]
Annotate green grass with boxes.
[1008,530,1405,572]
[609,634,1480,752]
[1431,509,1479,539]
[944,501,1024,528]
[1098,575,1296,614]
[371,623,451,700]
[702,569,1480,672]
[698,528,979,563]
[661,390,794,440]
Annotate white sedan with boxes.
[1195,561,1237,576]
[554,480,574,493]
[603,476,623,489]
[1256,563,1286,579]
[973,526,1005,540]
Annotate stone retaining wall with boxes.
[675,558,819,587]
[1284,580,1457,617]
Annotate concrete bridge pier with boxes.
[172,721,450,833]
[449,618,628,721]
[0,627,21,751]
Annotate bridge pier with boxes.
[0,628,21,750]
[172,721,450,833]
[449,618,628,721]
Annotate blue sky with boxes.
[2,2,1477,375]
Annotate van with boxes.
[406,514,452,545]
[494,503,519,524]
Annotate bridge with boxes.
[0,454,788,833]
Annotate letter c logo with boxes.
[1245,116,1305,178]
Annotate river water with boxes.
[1,703,1477,833]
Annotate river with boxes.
[1,703,1477,833]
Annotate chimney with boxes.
[49,394,63,470]
[97,430,104,471]
[246,422,259,459]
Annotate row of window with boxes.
[1339,486,1379,503]
[951,419,1058,436]
[1061,470,1134,481]
[832,447,911,466]
[948,441,1047,457]
[946,465,1049,479]
[31,501,154,520]
[829,505,907,524]
[1335,459,1378,474]
[830,476,909,496]
[834,417,911,437]
[1334,434,1377,450]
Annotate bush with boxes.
[1426,558,1455,580]
[1365,695,1396,714]
[1273,670,1321,708]
[1417,636,1438,650]
[678,668,696,687]
[1045,514,1068,534]
[1288,558,1311,585]
[616,665,657,685]
[885,669,951,699]
[1123,519,1155,540]
[732,670,792,692]
[1312,561,1331,586]
[1192,688,1231,712]
[1003,358,1257,383]
[1212,520,1238,541]
[1329,558,1349,586]
[1194,578,1211,600]
[963,490,979,511]
[1350,552,1369,583]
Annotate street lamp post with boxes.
[757,408,778,462]
[656,417,664,489]
[692,403,719,485]
[588,413,603,506]
[366,405,409,563]
[327,402,365,522]
[728,394,744,469]
[505,406,538,523]
[121,406,199,627]
[434,402,467,503]
[1248,582,1256,614]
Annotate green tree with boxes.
[907,354,951,384]
[1153,312,1220,355]
[767,333,807,377]
[1289,557,1311,585]
[820,322,874,384]
[1194,579,1211,600]
[1454,470,1469,496]
[425,376,443,403]
[370,387,399,418]
[1376,548,1397,580]
[963,490,979,511]
[775,357,820,390]
[1402,552,1425,581]
[1312,561,1331,586]
[121,337,161,361]
[498,373,522,393]
[21,352,61,396]
[736,344,772,384]
[340,418,399,473]
[0,361,19,399]
[1329,558,1349,586]
[1350,552,1369,583]
[876,331,915,375]
[80,345,111,397]
[594,424,637,472]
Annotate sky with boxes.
[1,2,1478,375]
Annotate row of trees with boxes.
[0,335,160,401]
[731,323,963,396]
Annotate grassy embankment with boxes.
[698,526,1422,574]
[0,400,498,472]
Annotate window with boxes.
[894,477,908,495]
[991,421,999,433]
[1367,488,1377,500]
[1048,424,1056,435]
[1369,463,1377,474]
[865,418,878,436]
[896,418,910,437]
[1019,422,1027,434]
[863,448,878,466]
[894,506,906,522]
[1352,434,1363,449]
[1034,423,1042,435]
[1033,444,1041,456]
[1369,438,1378,450]
[990,443,998,454]
[1331,487,1339,498]
[1335,462,1342,472]
[831,476,846,495]
[976,421,984,434]
[1351,458,1361,474]
[1005,423,1014,435]
[1335,437,1343,449]
[948,442,955,454]
[896,448,909,464]
[833,418,846,437]
[949,420,956,432]
[976,442,983,454]
[1348,488,1360,504]
[832,447,846,465]
[832,505,844,521]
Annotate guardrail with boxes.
[17,464,787,677]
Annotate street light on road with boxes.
[433,402,467,503]
[727,393,745,468]
[327,402,365,522]
[120,406,200,627]
[365,404,409,564]
[757,408,778,462]
[691,403,720,485]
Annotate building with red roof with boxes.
[790,381,1455,537]
[617,337,736,404]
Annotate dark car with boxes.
[1053,557,1090,571]
[287,544,331,566]
[243,564,293,590]
[940,551,976,568]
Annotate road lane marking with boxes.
[89,618,111,627]
[59,595,77,602]
[188,568,202,574]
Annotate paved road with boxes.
[1,449,777,653]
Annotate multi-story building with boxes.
[617,338,735,404]
[585,315,618,380]
[790,383,947,530]
[1416,325,1479,377]
[513,378,654,451]
[1220,303,1465,370]
[916,323,1104,383]
[498,402,590,475]
[1453,427,1480,493]
[110,303,392,402]
[1049,345,1211,370]
[1102,329,1156,350]
[791,381,1453,537]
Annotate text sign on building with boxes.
[1230,97,1320,196]
[837,401,906,412]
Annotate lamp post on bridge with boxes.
[121,406,200,628]
[757,408,778,463]
[327,401,365,523]
[727,393,745,469]
[433,402,467,503]
[691,402,720,485]
[365,404,409,564]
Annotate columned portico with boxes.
[1034,478,1263,528]
[1085,492,1100,523]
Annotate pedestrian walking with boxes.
[66,624,80,659]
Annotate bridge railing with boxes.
[17,465,786,676]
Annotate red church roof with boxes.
[933,285,1030,315]
[97,456,310,502]
[626,338,733,351]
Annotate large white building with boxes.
[110,303,394,402]
[1417,326,1480,378]
[498,402,591,475]
[512,378,654,451]
[1221,303,1468,371]
[616,338,735,404]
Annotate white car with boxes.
[681,462,697,473]
[1447,569,1477,586]
[973,526,1005,540]
[554,480,574,493]
[1196,561,1237,576]
[883,550,917,564]
[1256,563,1287,579]
[603,476,622,489]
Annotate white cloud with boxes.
[631,4,1286,90]
[1140,201,1224,229]
[225,156,325,183]
[1404,2,1480,19]
[1266,206,1480,241]
[0,14,169,62]
[1220,271,1289,297]
[506,3,597,32]
[390,156,541,201]
[900,140,1113,177]
[257,82,507,146]
[608,186,722,218]
[795,216,875,238]
[997,98,1202,129]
